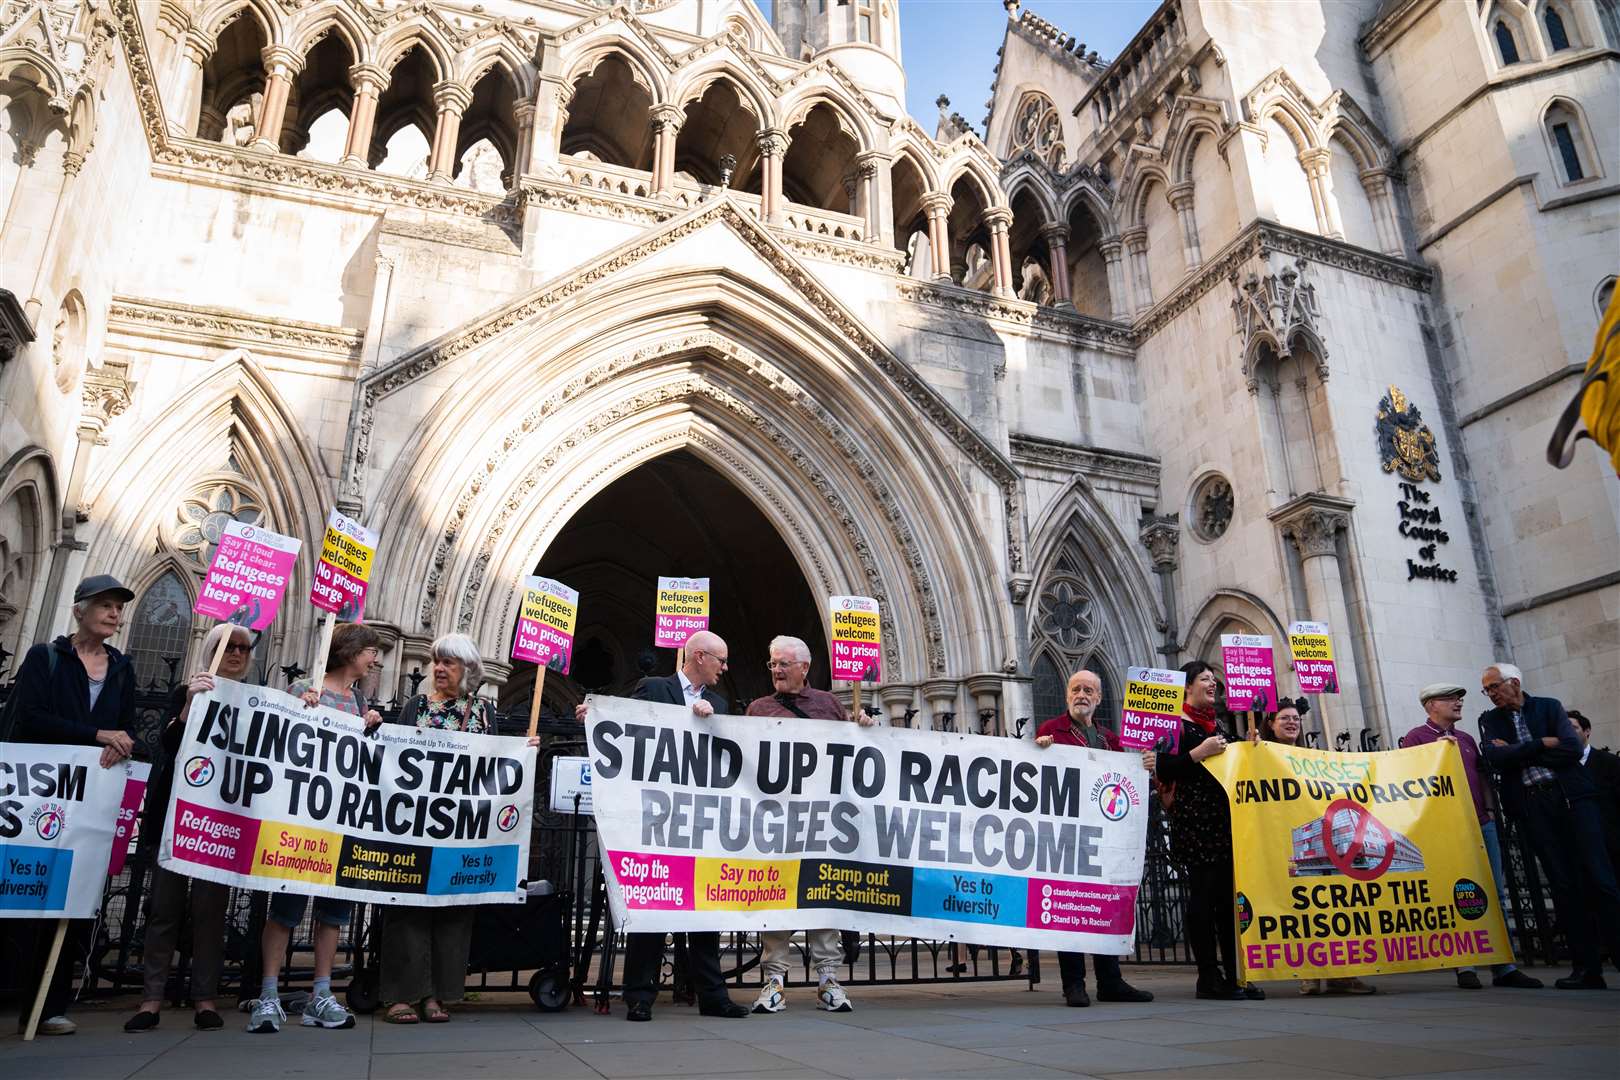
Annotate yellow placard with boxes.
[319,525,374,580]
[1204,742,1514,979]
[694,857,799,910]
[1288,632,1334,662]
[252,821,341,885]
[521,588,578,633]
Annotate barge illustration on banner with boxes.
[193,520,300,631]
[654,577,709,649]
[829,595,882,682]
[1287,621,1340,694]
[586,695,1149,953]
[310,509,378,621]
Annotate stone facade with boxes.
[0,0,1613,745]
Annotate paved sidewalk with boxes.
[2,966,1614,1079]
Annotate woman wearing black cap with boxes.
[7,575,138,1036]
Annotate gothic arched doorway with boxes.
[497,450,829,715]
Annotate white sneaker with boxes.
[752,975,787,1014]
[817,978,852,1012]
[301,993,355,1029]
[38,1015,76,1036]
[247,997,285,1034]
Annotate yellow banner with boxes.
[1204,741,1513,979]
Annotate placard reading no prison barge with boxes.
[159,680,536,906]
[587,695,1149,953]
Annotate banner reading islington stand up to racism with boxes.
[587,696,1148,952]
[1204,741,1513,980]
[160,680,536,906]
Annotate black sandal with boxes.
[123,1010,160,1032]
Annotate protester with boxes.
[576,630,749,1023]
[1478,663,1620,989]
[1571,710,1620,883]
[377,633,496,1024]
[745,634,878,1014]
[1033,669,1154,1007]
[124,623,252,1033]
[8,575,137,1037]
[1155,660,1258,1000]
[249,622,382,1033]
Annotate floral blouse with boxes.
[406,694,495,735]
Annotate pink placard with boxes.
[1221,635,1278,711]
[607,850,695,911]
[654,577,709,650]
[1026,879,1138,935]
[310,509,377,620]
[829,595,882,682]
[1295,659,1339,694]
[512,576,579,673]
[167,798,261,875]
[107,765,150,877]
[194,521,300,630]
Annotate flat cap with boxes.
[1418,682,1467,704]
[73,574,135,604]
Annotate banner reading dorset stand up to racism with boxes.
[2,749,140,917]
[160,680,536,907]
[1204,741,1513,979]
[586,696,1148,952]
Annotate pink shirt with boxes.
[1400,718,1490,824]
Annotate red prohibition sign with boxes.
[1322,798,1395,881]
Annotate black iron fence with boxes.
[0,674,1570,1011]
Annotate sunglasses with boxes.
[223,642,252,655]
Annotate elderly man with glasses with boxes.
[744,635,878,1014]
[1479,662,1620,990]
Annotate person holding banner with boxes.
[1154,660,1259,1001]
[124,623,253,1033]
[9,574,137,1037]
[746,634,878,1015]
[248,622,380,1034]
[378,633,496,1024]
[1033,668,1155,1007]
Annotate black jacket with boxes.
[9,635,136,746]
[1478,693,1592,816]
[1584,745,1620,863]
[633,673,729,716]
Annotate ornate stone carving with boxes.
[1190,475,1234,541]
[1139,513,1181,570]
[1375,384,1442,483]
[80,361,132,441]
[0,288,33,364]
[169,480,266,569]
[1230,257,1325,389]
[1034,575,1099,653]
[894,280,1134,354]
[107,296,362,361]
[1270,494,1355,560]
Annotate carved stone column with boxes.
[23,150,84,324]
[249,45,303,153]
[921,192,953,284]
[1167,181,1202,268]
[879,684,917,728]
[1099,237,1130,319]
[965,674,1004,735]
[1041,223,1072,306]
[1138,514,1181,667]
[1121,226,1152,313]
[341,64,389,168]
[984,206,1014,298]
[854,150,885,242]
[153,0,191,71]
[426,81,474,182]
[649,103,684,195]
[525,74,572,175]
[756,127,788,223]
[923,678,961,732]
[1298,148,1343,240]
[1359,167,1403,257]
[169,28,213,137]
[1269,494,1360,742]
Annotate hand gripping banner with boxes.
[1203,741,1514,979]
[160,680,536,906]
[586,695,1149,953]
[1,749,140,917]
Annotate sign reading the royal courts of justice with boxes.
[586,695,1148,953]
[159,679,536,907]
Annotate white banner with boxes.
[586,695,1149,953]
[2,747,136,917]
[159,679,537,906]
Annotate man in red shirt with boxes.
[1033,669,1155,1006]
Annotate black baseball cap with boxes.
[73,574,135,604]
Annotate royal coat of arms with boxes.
[1375,385,1441,482]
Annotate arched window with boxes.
[1543,99,1599,184]
[126,570,193,688]
[1543,5,1572,50]
[1032,650,1065,722]
[1009,92,1065,169]
[1495,19,1522,63]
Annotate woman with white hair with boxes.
[380,633,495,1023]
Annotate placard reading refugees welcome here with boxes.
[159,679,536,907]
[587,696,1148,953]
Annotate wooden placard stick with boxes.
[22,919,68,1041]
[207,624,233,674]
[675,647,684,674]
[306,610,337,691]
[852,680,863,721]
[528,666,547,739]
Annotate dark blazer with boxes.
[1585,746,1620,864]
[633,673,729,716]
[1478,693,1593,816]
[9,635,136,746]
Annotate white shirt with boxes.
[679,672,705,702]
[1581,744,1591,766]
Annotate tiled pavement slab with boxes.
[0,966,1612,1078]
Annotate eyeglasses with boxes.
[223,642,252,655]
[765,660,806,671]
[1482,680,1506,694]
[695,650,729,667]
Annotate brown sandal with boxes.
[384,1003,420,1024]
[423,1002,450,1023]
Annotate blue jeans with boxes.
[267,891,352,930]
[1460,819,1516,975]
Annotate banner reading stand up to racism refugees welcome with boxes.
[1204,741,1513,980]
[160,679,537,907]
[586,695,1149,953]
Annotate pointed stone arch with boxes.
[0,446,59,656]
[198,0,283,45]
[287,3,371,66]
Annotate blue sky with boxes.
[755,0,1163,130]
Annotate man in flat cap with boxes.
[1399,682,1540,990]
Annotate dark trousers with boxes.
[17,918,92,1028]
[1516,787,1620,975]
[622,931,729,1007]
[1057,950,1123,994]
[141,867,230,1002]
[1185,861,1237,986]
[380,905,477,1006]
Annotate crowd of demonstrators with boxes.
[1479,663,1620,990]
[1033,669,1154,1007]
[8,576,138,1037]
[123,622,254,1032]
